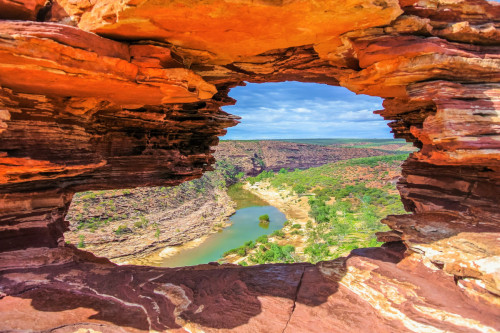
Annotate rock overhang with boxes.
[0,0,499,331]
[56,0,404,64]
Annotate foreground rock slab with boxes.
[0,245,498,333]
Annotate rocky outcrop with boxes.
[0,0,499,331]
[214,140,407,175]
[1,244,498,333]
[65,175,236,261]
[0,20,237,252]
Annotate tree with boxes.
[259,214,270,223]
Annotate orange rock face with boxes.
[0,0,499,331]
[0,21,216,106]
[58,0,403,63]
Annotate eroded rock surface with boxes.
[0,0,499,331]
[214,140,405,175]
[1,244,498,333]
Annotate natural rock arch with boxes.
[0,0,499,331]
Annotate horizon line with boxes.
[220,137,403,141]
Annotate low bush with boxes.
[271,229,285,238]
[77,235,85,248]
[115,225,130,235]
[259,214,270,222]
[256,234,269,244]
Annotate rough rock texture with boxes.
[214,140,405,176]
[0,0,499,331]
[1,244,498,333]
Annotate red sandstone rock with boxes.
[213,140,398,176]
[0,245,498,332]
[0,0,46,20]
[56,0,403,64]
[0,21,216,106]
[0,0,499,331]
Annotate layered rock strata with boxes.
[0,0,499,331]
[214,140,404,176]
[1,244,499,332]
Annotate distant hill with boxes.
[222,138,410,146]
[214,139,414,176]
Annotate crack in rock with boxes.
[282,266,306,333]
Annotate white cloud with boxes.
[222,82,392,139]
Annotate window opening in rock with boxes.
[65,82,415,267]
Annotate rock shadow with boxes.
[0,243,406,331]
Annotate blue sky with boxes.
[222,82,392,140]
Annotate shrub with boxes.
[293,184,306,194]
[271,229,284,238]
[244,240,256,249]
[139,216,148,225]
[249,243,296,264]
[305,243,330,263]
[256,234,269,244]
[77,235,85,248]
[292,224,301,229]
[223,248,238,257]
[259,214,270,223]
[115,225,129,235]
[237,247,246,256]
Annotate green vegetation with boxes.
[249,243,296,264]
[256,234,269,244]
[248,170,274,185]
[259,214,270,223]
[77,235,85,248]
[70,157,242,233]
[246,154,407,190]
[223,240,257,257]
[293,184,306,194]
[223,231,297,264]
[222,153,408,265]
[275,138,407,146]
[271,229,285,238]
[115,225,129,235]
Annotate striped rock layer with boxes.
[0,0,499,332]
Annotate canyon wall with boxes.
[214,140,405,175]
[0,0,499,332]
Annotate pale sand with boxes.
[237,182,313,258]
[158,236,209,258]
[117,220,232,266]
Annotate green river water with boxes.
[158,185,286,267]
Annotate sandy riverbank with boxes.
[220,182,314,264]
[119,234,217,266]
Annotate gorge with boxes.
[63,139,406,263]
[0,0,499,332]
